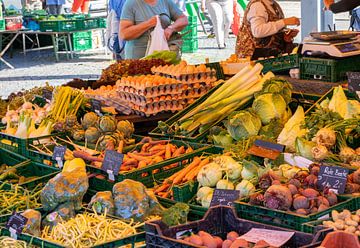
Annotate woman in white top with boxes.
[201,0,234,49]
[235,0,300,57]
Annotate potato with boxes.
[213,236,223,248]
[222,240,233,248]
[339,210,352,220]
[334,221,344,230]
[189,235,203,246]
[331,210,339,222]
[351,214,360,223]
[323,221,335,227]
[344,226,356,233]
[229,239,249,248]
[202,236,217,248]
[345,218,359,227]
[226,231,239,241]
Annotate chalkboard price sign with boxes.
[210,189,240,207]
[91,99,102,115]
[42,89,53,102]
[6,212,28,239]
[101,150,124,181]
[317,165,349,194]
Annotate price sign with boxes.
[317,165,349,194]
[101,150,124,181]
[5,213,28,239]
[247,140,285,160]
[42,89,53,102]
[210,189,240,207]
[91,99,102,116]
[52,146,66,168]
[347,72,360,93]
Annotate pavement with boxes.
[0,34,235,99]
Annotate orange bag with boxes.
[231,2,241,35]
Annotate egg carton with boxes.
[86,96,132,115]
[153,71,217,83]
[118,92,183,106]
[181,87,211,100]
[118,75,181,89]
[132,104,184,117]
[116,84,183,97]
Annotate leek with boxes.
[14,112,32,138]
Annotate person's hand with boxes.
[147,16,157,28]
[283,17,300,26]
[324,0,334,10]
[164,26,174,40]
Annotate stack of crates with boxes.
[72,31,93,51]
[182,15,198,53]
[0,5,4,31]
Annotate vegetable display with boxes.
[322,210,360,235]
[0,165,39,184]
[0,183,42,215]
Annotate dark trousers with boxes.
[47,5,63,15]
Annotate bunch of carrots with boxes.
[154,156,210,198]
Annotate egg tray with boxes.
[117,76,181,89]
[153,71,217,83]
[118,92,183,106]
[86,95,133,115]
[132,102,184,117]
[116,83,183,96]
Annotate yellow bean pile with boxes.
[41,210,143,248]
[0,236,28,248]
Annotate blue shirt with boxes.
[46,0,65,5]
[121,0,183,59]
[109,0,126,19]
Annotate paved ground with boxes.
[0,34,235,99]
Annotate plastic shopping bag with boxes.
[106,10,125,57]
[231,2,241,35]
[146,15,169,56]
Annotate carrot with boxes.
[165,143,172,159]
[127,150,165,161]
[154,183,170,193]
[122,158,138,166]
[152,156,164,163]
[149,144,166,152]
[138,160,147,169]
[185,146,194,153]
[185,157,210,181]
[162,191,171,198]
[117,140,124,153]
[172,157,201,185]
[172,146,185,158]
[137,150,166,156]
[73,150,103,162]
[141,143,151,153]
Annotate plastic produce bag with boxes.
[146,15,169,56]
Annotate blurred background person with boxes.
[72,0,89,13]
[201,0,234,49]
[46,0,65,15]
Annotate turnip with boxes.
[216,179,235,190]
[213,156,242,180]
[288,184,298,195]
[236,180,256,198]
[197,163,223,187]
[314,127,336,148]
[293,196,309,210]
[264,185,293,210]
[301,188,319,198]
[339,147,357,163]
[312,145,329,161]
[196,187,214,203]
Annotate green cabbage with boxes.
[295,137,315,159]
[277,106,308,152]
[328,86,347,118]
[212,132,234,147]
[224,109,262,140]
[252,93,287,125]
[344,100,360,119]
[258,77,293,104]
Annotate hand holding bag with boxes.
[146,15,170,56]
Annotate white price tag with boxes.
[106,169,115,181]
[56,157,63,168]
[9,227,17,240]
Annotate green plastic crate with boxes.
[0,208,146,248]
[0,20,5,31]
[82,18,99,30]
[257,54,299,73]
[87,140,222,190]
[188,15,197,26]
[72,31,92,51]
[234,195,356,231]
[182,38,198,53]
[0,129,64,156]
[0,148,29,168]
[0,161,59,189]
[98,18,106,28]
[300,55,360,82]
[182,25,197,39]
[39,19,80,32]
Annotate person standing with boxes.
[235,0,300,58]
[201,0,233,49]
[72,0,89,13]
[46,0,65,15]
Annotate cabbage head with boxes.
[224,109,262,140]
[259,78,292,104]
[252,93,287,125]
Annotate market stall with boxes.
[0,30,359,248]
